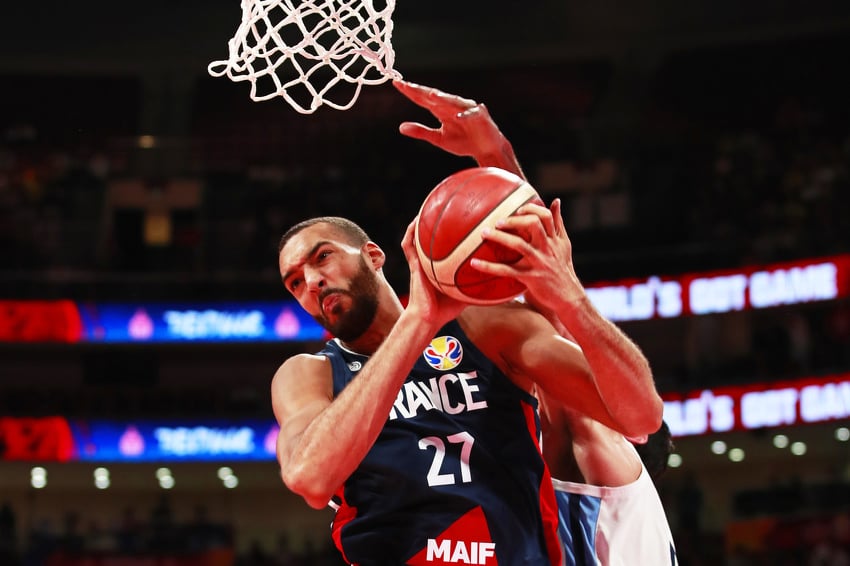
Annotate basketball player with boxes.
[271,89,663,566]
[394,79,677,565]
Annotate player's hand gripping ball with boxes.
[414,166,544,305]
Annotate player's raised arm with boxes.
[472,199,663,438]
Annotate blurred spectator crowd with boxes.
[0,35,847,301]
[0,497,347,566]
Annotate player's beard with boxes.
[315,256,379,342]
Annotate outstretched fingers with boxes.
[393,79,477,115]
[398,121,440,144]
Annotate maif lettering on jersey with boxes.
[426,539,496,564]
[408,506,497,565]
[388,372,488,420]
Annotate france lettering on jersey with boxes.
[319,320,562,566]
[552,456,677,566]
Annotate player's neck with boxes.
[339,300,403,356]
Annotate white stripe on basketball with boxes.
[430,181,538,292]
[414,216,439,287]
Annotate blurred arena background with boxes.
[1,1,850,564]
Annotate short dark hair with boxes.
[278,216,371,254]
[634,420,674,482]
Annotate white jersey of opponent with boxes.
[551,452,677,566]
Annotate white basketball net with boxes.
[208,0,400,114]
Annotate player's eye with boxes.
[288,278,302,291]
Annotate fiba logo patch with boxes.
[348,361,362,372]
[423,336,463,371]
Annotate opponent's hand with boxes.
[471,199,586,311]
[393,79,523,176]
[400,217,467,326]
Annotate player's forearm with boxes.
[283,311,441,507]
[556,295,663,438]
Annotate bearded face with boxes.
[314,255,380,342]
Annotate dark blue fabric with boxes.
[320,319,554,565]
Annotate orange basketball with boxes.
[414,167,544,305]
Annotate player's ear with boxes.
[364,241,386,270]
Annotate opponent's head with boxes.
[279,217,384,341]
[633,420,674,482]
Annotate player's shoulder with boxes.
[461,298,538,322]
[271,352,335,424]
[457,299,553,368]
[273,352,331,386]
[459,299,547,340]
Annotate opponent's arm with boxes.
[538,389,642,486]
[393,79,525,178]
[272,221,466,509]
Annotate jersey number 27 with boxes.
[419,432,475,487]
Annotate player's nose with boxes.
[304,267,325,294]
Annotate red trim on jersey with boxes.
[331,487,356,565]
[407,506,496,565]
[523,402,563,566]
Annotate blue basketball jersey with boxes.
[319,319,561,566]
[552,457,678,566]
